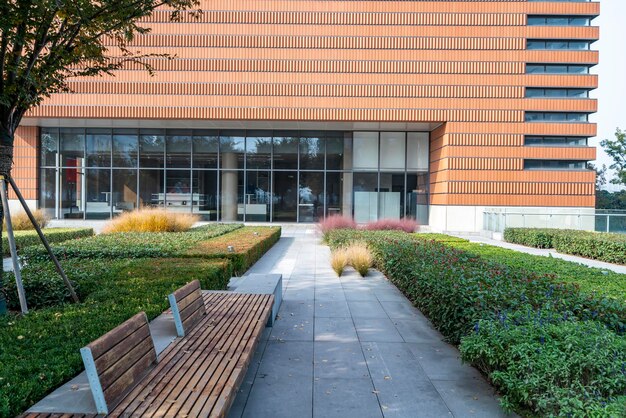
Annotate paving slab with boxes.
[231,224,510,418]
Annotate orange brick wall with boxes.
[11,127,38,201]
[21,0,600,208]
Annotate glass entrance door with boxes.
[273,171,297,222]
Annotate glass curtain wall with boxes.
[40,128,429,223]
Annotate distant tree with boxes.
[588,162,608,190]
[596,190,626,210]
[600,128,626,187]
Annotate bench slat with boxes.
[93,322,150,374]
[110,293,246,416]
[158,294,265,416]
[168,280,206,337]
[109,293,273,417]
[98,335,155,392]
[125,294,255,417]
[87,313,148,359]
[180,295,272,417]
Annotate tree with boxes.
[587,162,607,190]
[0,0,198,309]
[600,128,626,187]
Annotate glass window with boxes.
[112,169,138,214]
[273,133,298,170]
[60,128,84,167]
[39,168,56,218]
[299,171,324,222]
[527,40,544,50]
[165,169,192,212]
[166,129,191,169]
[379,173,405,219]
[526,64,543,74]
[570,17,590,26]
[547,65,568,74]
[353,172,378,223]
[139,129,165,168]
[299,132,325,170]
[139,169,164,208]
[220,130,245,170]
[406,173,429,225]
[40,128,58,167]
[545,89,567,98]
[85,169,111,219]
[546,17,569,25]
[112,129,138,167]
[407,132,429,171]
[193,130,219,169]
[192,170,218,221]
[326,172,345,217]
[380,132,406,171]
[244,170,271,222]
[353,132,379,170]
[569,41,590,50]
[326,132,350,170]
[569,65,589,74]
[568,89,588,98]
[524,160,587,170]
[246,131,272,170]
[86,128,111,167]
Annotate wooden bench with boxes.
[168,279,206,337]
[231,274,282,326]
[22,291,273,418]
[80,311,159,415]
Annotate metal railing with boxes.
[483,209,626,234]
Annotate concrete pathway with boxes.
[229,225,512,418]
[463,235,626,275]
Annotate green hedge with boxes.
[2,228,94,256]
[186,226,282,273]
[504,228,626,265]
[0,257,233,417]
[326,229,626,416]
[21,223,242,262]
[503,227,559,249]
[432,236,626,303]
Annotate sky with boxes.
[590,1,626,190]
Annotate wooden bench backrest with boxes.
[168,279,206,337]
[80,312,157,414]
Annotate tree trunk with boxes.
[0,133,14,314]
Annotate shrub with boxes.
[503,228,559,249]
[504,227,626,265]
[552,230,626,265]
[102,208,199,233]
[325,229,626,416]
[330,248,348,276]
[2,209,49,231]
[345,242,372,277]
[363,218,418,233]
[461,311,626,416]
[2,228,94,257]
[318,215,356,239]
[0,257,233,417]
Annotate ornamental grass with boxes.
[102,208,198,233]
[345,242,372,277]
[330,248,349,276]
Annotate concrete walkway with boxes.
[464,235,626,275]
[229,225,512,418]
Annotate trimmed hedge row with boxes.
[0,257,233,418]
[326,229,626,416]
[21,223,242,262]
[186,226,281,274]
[2,228,94,256]
[504,228,626,265]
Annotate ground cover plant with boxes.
[504,227,626,265]
[102,208,199,233]
[325,229,626,416]
[437,236,626,303]
[318,215,419,241]
[2,228,94,256]
[21,223,242,262]
[186,226,281,274]
[0,223,281,417]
